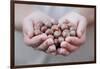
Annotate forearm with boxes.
[76,8,95,26]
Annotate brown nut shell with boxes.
[62,29,69,37]
[41,26,48,33]
[70,30,76,36]
[45,29,53,35]
[58,36,64,43]
[48,35,54,39]
[60,23,68,30]
[54,30,61,38]
[51,25,59,31]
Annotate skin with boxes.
[37,38,54,51]
[24,33,48,48]
[15,8,94,56]
[22,11,56,51]
[57,48,70,56]
[57,8,94,55]
[58,12,87,55]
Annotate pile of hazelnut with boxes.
[33,20,77,55]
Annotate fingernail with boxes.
[59,48,70,56]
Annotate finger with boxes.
[46,45,56,53]
[24,33,47,47]
[33,21,43,35]
[34,21,43,30]
[77,17,87,38]
[57,48,70,56]
[37,38,54,51]
[23,19,34,38]
[61,41,78,52]
[65,32,86,45]
[65,37,80,45]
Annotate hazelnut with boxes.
[48,35,54,39]
[70,25,77,31]
[45,29,53,35]
[67,23,73,29]
[60,23,68,30]
[54,39,59,44]
[44,22,52,28]
[62,29,69,37]
[70,30,76,36]
[51,25,59,31]
[58,36,64,43]
[41,26,47,33]
[70,27,76,31]
[54,30,61,38]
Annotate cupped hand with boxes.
[58,12,87,56]
[22,11,55,52]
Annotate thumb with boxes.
[23,19,34,38]
[77,18,87,38]
[27,29,34,38]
